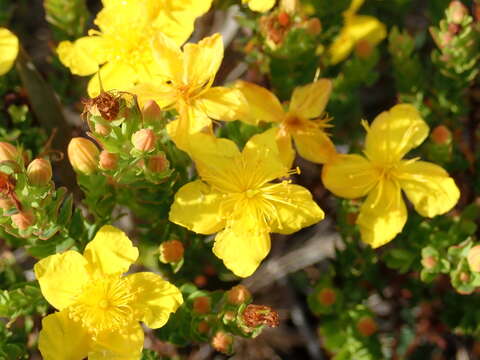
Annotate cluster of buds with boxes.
[0,142,65,240]
[69,92,173,185]
[430,1,480,80]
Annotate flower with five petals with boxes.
[35,225,183,360]
[322,104,460,248]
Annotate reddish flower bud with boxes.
[242,304,279,328]
[159,240,184,263]
[431,125,452,145]
[449,1,468,24]
[459,272,470,282]
[278,12,290,27]
[193,296,211,314]
[99,151,118,170]
[11,210,35,230]
[306,18,322,35]
[227,285,251,305]
[468,245,480,272]
[317,288,337,306]
[355,39,373,58]
[147,154,169,173]
[356,316,378,337]
[131,129,156,152]
[211,331,233,354]
[27,159,52,186]
[197,321,210,334]
[0,142,18,162]
[421,255,437,269]
[68,138,100,175]
[142,100,162,123]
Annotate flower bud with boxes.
[197,321,210,334]
[211,331,233,354]
[11,210,35,230]
[467,245,480,272]
[227,285,251,305]
[194,275,207,288]
[0,198,14,210]
[421,255,437,270]
[99,151,118,170]
[193,296,211,314]
[68,138,100,175]
[0,142,18,162]
[459,271,470,282]
[223,311,236,322]
[147,154,169,173]
[27,159,52,186]
[94,123,111,136]
[142,100,162,123]
[317,287,337,306]
[305,18,322,35]
[242,304,279,328]
[356,316,378,337]
[449,1,468,24]
[431,125,452,145]
[159,240,184,263]
[355,39,373,58]
[278,12,290,27]
[131,129,156,152]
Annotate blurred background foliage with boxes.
[0,0,480,359]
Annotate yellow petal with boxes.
[397,160,460,217]
[357,180,407,248]
[127,272,183,329]
[0,28,19,75]
[151,32,183,82]
[38,311,91,360]
[276,128,296,169]
[194,86,248,121]
[183,33,223,89]
[87,62,138,97]
[322,154,378,199]
[344,0,365,17]
[89,323,144,360]
[213,213,271,277]
[132,82,177,109]
[188,132,242,192]
[234,80,284,125]
[34,251,90,310]
[242,128,290,185]
[292,127,336,164]
[329,30,356,65]
[83,225,139,276]
[365,104,429,164]
[268,183,325,234]
[289,80,332,119]
[57,36,106,76]
[169,180,225,234]
[243,0,276,12]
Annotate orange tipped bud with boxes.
[431,125,452,145]
[211,331,233,354]
[94,123,111,136]
[27,159,52,186]
[421,255,437,269]
[317,288,337,306]
[142,100,162,123]
[131,129,156,152]
[99,151,118,170]
[468,245,480,272]
[278,12,290,27]
[11,210,35,230]
[356,316,378,337]
[147,154,169,173]
[159,240,184,263]
[193,296,211,314]
[459,272,470,282]
[227,285,251,305]
[223,311,236,322]
[306,18,322,35]
[0,142,18,162]
[355,39,373,58]
[449,1,468,24]
[198,321,210,334]
[68,138,100,175]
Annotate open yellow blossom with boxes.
[35,225,183,360]
[133,33,247,151]
[235,79,336,166]
[57,0,212,97]
[329,0,386,64]
[0,28,19,75]
[242,0,276,12]
[169,131,324,277]
[322,104,460,248]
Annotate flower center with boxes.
[68,276,137,334]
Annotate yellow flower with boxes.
[133,33,247,151]
[322,104,460,248]
[242,0,276,12]
[329,0,386,64]
[235,79,336,165]
[0,28,19,75]
[57,0,212,97]
[35,225,183,360]
[169,131,324,277]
